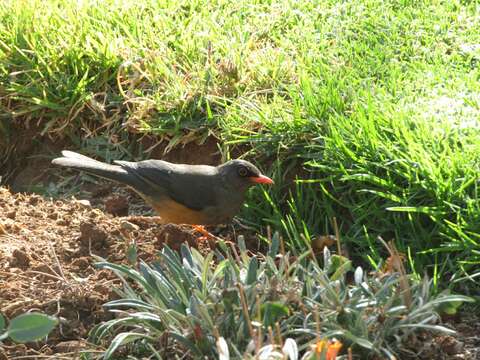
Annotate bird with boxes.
[51,150,273,227]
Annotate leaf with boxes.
[201,252,214,293]
[7,313,58,343]
[385,305,407,315]
[386,206,446,215]
[329,255,352,280]
[128,312,162,322]
[188,296,201,319]
[217,336,230,360]
[0,314,5,332]
[258,344,284,359]
[189,295,214,328]
[268,232,280,258]
[238,235,247,254]
[323,246,332,270]
[126,244,137,266]
[246,257,258,285]
[103,332,148,359]
[438,301,462,315]
[354,266,363,285]
[88,317,132,343]
[427,295,474,308]
[181,243,194,268]
[282,338,298,360]
[170,331,202,355]
[103,299,158,311]
[96,262,152,293]
[342,330,374,350]
[395,324,456,334]
[210,259,230,285]
[262,302,289,328]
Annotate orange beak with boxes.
[250,174,274,184]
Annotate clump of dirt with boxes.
[104,195,129,216]
[0,187,213,359]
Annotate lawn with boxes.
[0,0,479,358]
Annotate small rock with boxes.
[120,221,140,232]
[155,224,198,251]
[76,199,91,207]
[9,249,31,269]
[71,257,90,270]
[79,221,110,250]
[28,195,40,205]
[56,218,69,226]
[105,195,129,216]
[437,335,464,355]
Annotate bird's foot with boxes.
[192,225,217,242]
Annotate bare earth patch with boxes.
[0,187,213,359]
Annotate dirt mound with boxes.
[0,187,212,359]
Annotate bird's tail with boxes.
[52,150,132,185]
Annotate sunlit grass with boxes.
[1,0,479,287]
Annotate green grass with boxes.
[1,0,480,287]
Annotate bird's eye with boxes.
[238,167,248,177]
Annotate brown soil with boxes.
[0,186,217,359]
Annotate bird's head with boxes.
[218,159,273,190]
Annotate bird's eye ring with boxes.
[238,167,248,177]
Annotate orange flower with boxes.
[315,339,343,360]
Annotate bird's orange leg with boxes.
[192,225,216,242]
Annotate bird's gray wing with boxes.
[115,160,218,211]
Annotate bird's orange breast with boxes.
[151,198,212,225]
